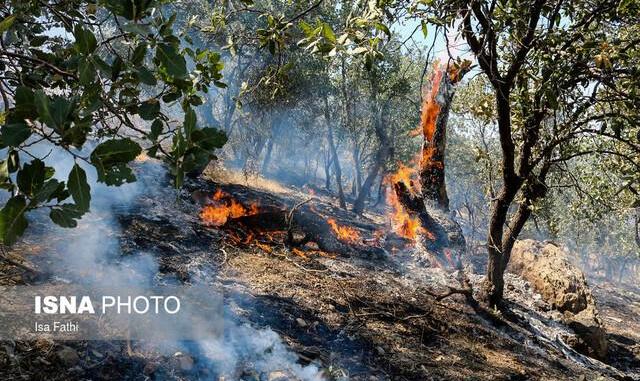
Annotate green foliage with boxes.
[0,0,229,244]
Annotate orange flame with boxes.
[385,183,424,240]
[409,64,444,139]
[387,64,444,242]
[200,189,259,226]
[327,218,361,244]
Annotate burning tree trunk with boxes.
[387,63,469,252]
[419,65,469,211]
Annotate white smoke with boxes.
[18,141,325,380]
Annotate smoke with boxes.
[18,141,324,380]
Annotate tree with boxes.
[0,0,228,244]
[414,0,640,305]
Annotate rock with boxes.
[56,346,80,367]
[266,370,298,381]
[240,369,260,381]
[295,318,308,328]
[508,240,590,313]
[508,240,607,359]
[568,307,608,360]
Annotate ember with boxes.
[327,218,361,244]
[200,189,259,226]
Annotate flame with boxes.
[386,185,424,240]
[291,248,308,259]
[385,158,425,240]
[387,64,445,242]
[420,69,444,142]
[327,218,361,244]
[200,189,259,226]
[255,242,273,253]
[409,64,444,139]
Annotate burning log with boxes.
[199,189,259,226]
[192,184,386,260]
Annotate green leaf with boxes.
[34,90,54,127]
[137,66,157,85]
[68,164,91,212]
[1,122,31,146]
[13,87,36,119]
[374,22,390,37]
[7,150,19,173]
[183,107,196,142]
[111,56,124,80]
[0,15,16,32]
[149,119,163,140]
[182,147,211,173]
[192,127,227,150]
[92,56,112,76]
[78,57,95,85]
[156,43,188,79]
[103,0,155,20]
[0,160,8,182]
[49,204,84,228]
[0,160,11,190]
[90,138,142,185]
[0,196,28,245]
[132,43,147,64]
[17,159,45,198]
[421,20,428,38]
[138,99,160,120]
[162,90,181,103]
[34,179,62,203]
[74,25,97,55]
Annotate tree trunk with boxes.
[353,147,362,194]
[324,98,346,209]
[353,73,392,214]
[484,161,550,306]
[419,70,450,210]
[324,151,333,190]
[262,138,274,175]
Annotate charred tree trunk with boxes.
[420,71,452,210]
[393,182,449,248]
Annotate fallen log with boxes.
[227,207,386,259]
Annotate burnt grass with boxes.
[0,175,639,380]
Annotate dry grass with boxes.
[203,164,295,196]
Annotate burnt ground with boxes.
[0,168,639,381]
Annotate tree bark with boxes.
[419,68,466,210]
[324,97,347,209]
[353,74,392,214]
[262,137,274,174]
